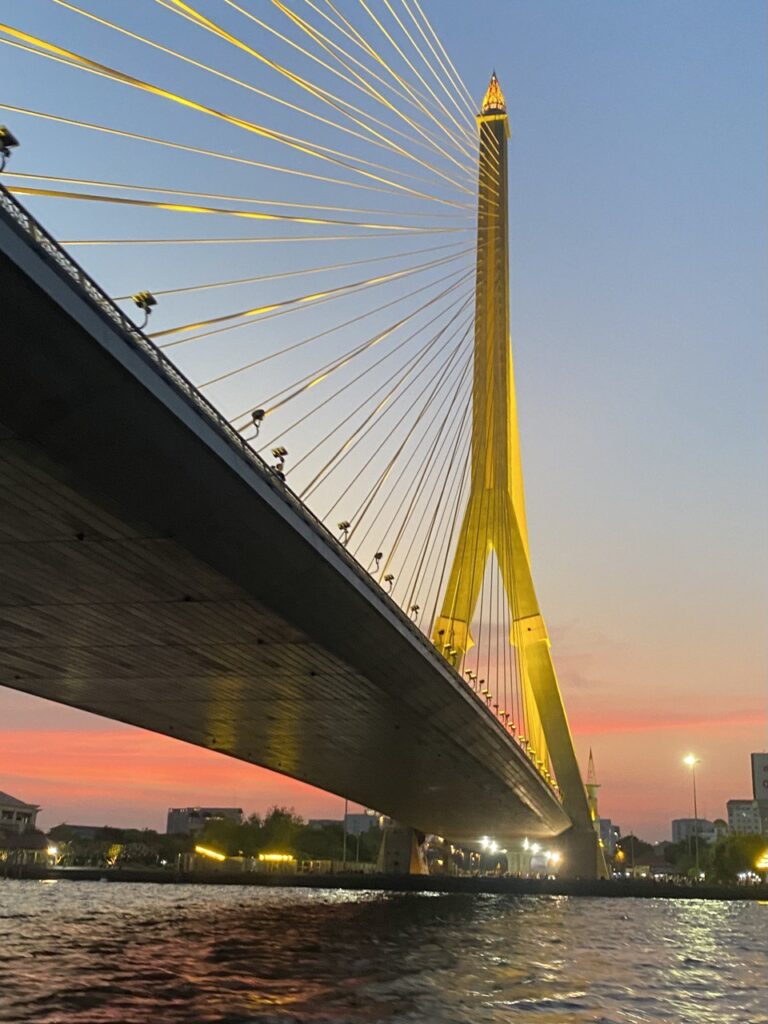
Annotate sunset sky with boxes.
[1,0,766,842]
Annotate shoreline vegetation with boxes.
[5,808,767,889]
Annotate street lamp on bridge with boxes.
[0,125,19,172]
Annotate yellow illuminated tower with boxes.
[433,74,605,876]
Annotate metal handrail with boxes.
[0,188,444,670]
[0,183,558,799]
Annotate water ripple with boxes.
[0,882,765,1023]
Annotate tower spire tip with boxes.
[481,71,506,115]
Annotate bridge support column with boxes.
[376,824,429,875]
[558,826,607,880]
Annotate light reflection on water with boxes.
[0,880,766,1023]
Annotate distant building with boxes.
[0,790,40,834]
[308,812,379,836]
[727,799,764,835]
[346,813,377,836]
[0,790,45,866]
[166,807,243,835]
[0,829,50,866]
[671,818,715,844]
[48,824,131,841]
[752,753,768,802]
[598,819,619,856]
[723,752,768,837]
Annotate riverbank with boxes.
[3,863,767,900]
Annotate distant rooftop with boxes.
[0,790,40,811]
[48,823,130,838]
[167,806,243,814]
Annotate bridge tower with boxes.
[433,74,606,878]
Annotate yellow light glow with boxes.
[194,844,226,861]
[46,845,58,856]
[258,853,295,862]
[683,754,699,767]
[481,72,506,115]
[756,851,768,871]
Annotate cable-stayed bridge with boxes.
[0,1,603,875]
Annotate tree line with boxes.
[47,806,382,867]
[613,831,767,883]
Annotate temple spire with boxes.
[585,749,601,824]
[587,748,598,786]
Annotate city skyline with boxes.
[0,0,766,842]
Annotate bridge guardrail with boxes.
[0,189,454,675]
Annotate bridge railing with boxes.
[0,187,454,674]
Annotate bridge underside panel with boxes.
[0,436,567,843]
[0,213,570,845]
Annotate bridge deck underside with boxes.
[0,213,569,844]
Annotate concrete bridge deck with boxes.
[0,187,570,845]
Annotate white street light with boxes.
[683,754,701,876]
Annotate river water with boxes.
[1,880,766,1023]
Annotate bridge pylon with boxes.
[432,74,606,879]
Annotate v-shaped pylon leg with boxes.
[494,494,547,763]
[496,492,594,833]
[434,477,596,835]
[432,487,495,655]
[433,485,551,771]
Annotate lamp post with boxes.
[683,754,701,877]
[342,798,348,866]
